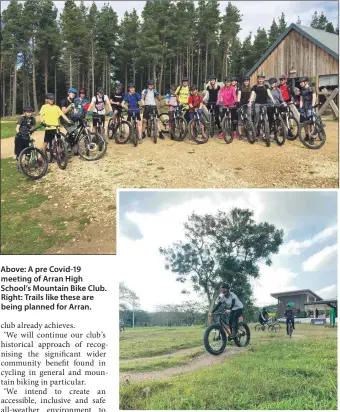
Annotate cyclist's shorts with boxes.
[127,111,141,122]
[111,105,122,113]
[44,129,56,143]
[93,114,106,127]
[143,106,158,121]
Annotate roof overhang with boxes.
[304,299,337,308]
[271,289,323,300]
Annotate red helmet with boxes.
[79,88,86,94]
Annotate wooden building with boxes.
[247,24,339,84]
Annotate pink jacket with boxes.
[216,86,237,107]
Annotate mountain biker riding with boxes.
[141,80,165,140]
[87,87,113,133]
[284,303,296,336]
[211,283,244,337]
[259,307,269,325]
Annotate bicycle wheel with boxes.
[189,118,209,144]
[245,121,256,144]
[153,117,158,144]
[203,324,227,355]
[234,322,250,347]
[255,324,263,332]
[273,118,286,146]
[260,119,270,147]
[114,121,131,144]
[286,114,299,140]
[107,118,115,139]
[159,113,170,134]
[222,116,233,144]
[209,112,215,137]
[289,323,293,338]
[56,138,68,170]
[172,117,188,141]
[299,121,326,150]
[131,124,138,147]
[79,132,107,160]
[147,119,152,137]
[18,147,48,180]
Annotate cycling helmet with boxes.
[116,83,123,89]
[97,87,104,93]
[279,74,288,80]
[299,76,308,83]
[221,283,230,290]
[231,76,238,81]
[243,77,250,81]
[128,82,135,88]
[182,76,189,82]
[45,93,55,99]
[257,73,266,79]
[190,84,197,91]
[224,76,232,82]
[209,74,217,80]
[68,87,78,94]
[170,84,176,91]
[79,88,86,94]
[147,79,154,85]
[269,77,278,84]
[23,105,33,112]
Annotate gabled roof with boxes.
[271,289,323,300]
[247,23,339,77]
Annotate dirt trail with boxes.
[120,347,245,383]
[120,346,203,364]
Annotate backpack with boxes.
[94,95,107,112]
[71,98,88,119]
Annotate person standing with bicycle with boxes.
[299,77,317,143]
[87,87,113,134]
[237,77,252,138]
[141,80,165,140]
[15,106,36,171]
[259,307,269,326]
[216,77,238,139]
[206,74,221,134]
[211,283,244,338]
[40,93,72,158]
[122,83,143,143]
[284,303,296,336]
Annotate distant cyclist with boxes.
[259,307,269,326]
[211,283,243,337]
[284,303,295,336]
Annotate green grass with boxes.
[0,158,73,254]
[120,324,337,410]
[0,122,17,139]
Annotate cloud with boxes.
[302,244,338,272]
[316,284,337,299]
[281,225,337,255]
[250,264,299,306]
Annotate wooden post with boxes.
[317,88,338,118]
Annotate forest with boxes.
[1,0,338,116]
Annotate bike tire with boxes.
[222,116,233,144]
[245,121,256,144]
[286,114,299,141]
[153,117,157,144]
[203,324,227,355]
[56,137,68,170]
[299,121,326,150]
[78,132,107,160]
[172,117,187,141]
[263,119,271,147]
[209,112,215,137]
[131,125,138,147]
[18,147,48,180]
[274,117,286,146]
[289,323,293,338]
[189,118,209,144]
[107,118,114,139]
[114,120,132,144]
[234,322,250,347]
[255,324,263,332]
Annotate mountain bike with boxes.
[44,124,68,169]
[236,104,256,144]
[287,318,294,338]
[92,113,105,139]
[17,125,48,180]
[299,104,326,150]
[255,321,281,332]
[270,104,287,146]
[144,105,159,143]
[255,104,270,147]
[72,117,107,160]
[204,311,250,355]
[166,104,188,141]
[220,106,235,144]
[281,102,300,141]
[108,110,131,144]
[207,103,217,137]
[129,110,141,147]
[188,109,209,144]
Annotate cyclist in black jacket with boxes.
[206,74,221,132]
[284,304,295,335]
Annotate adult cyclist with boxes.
[141,80,164,140]
[206,74,221,133]
[211,283,243,337]
[284,303,296,336]
[176,76,190,121]
[87,87,113,134]
[61,87,77,132]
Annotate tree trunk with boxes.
[91,37,95,96]
[32,38,38,112]
[197,48,200,88]
[175,55,178,86]
[224,46,228,77]
[205,40,208,82]
[125,63,127,91]
[12,58,17,115]
[54,61,57,103]
[169,58,172,88]
[44,53,48,96]
[148,63,150,81]
[132,59,136,84]
[159,57,164,94]
[2,63,6,117]
[22,53,26,107]
[186,45,189,76]
[153,63,156,90]
[69,53,73,86]
[191,45,194,82]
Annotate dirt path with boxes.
[120,346,245,383]
[120,346,203,364]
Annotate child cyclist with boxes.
[141,80,164,140]
[188,85,206,137]
[284,303,296,336]
[217,76,238,139]
[122,82,143,143]
[40,93,72,157]
[15,106,36,170]
[164,85,180,135]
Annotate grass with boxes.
[0,122,17,139]
[120,324,337,410]
[0,158,78,254]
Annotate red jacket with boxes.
[279,84,291,101]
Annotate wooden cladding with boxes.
[250,29,339,84]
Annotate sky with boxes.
[1,1,338,41]
[118,190,338,311]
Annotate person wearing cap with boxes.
[61,87,78,119]
[141,80,164,140]
[216,76,238,139]
[210,283,244,337]
[284,303,295,336]
[15,106,36,168]
[237,77,252,137]
[109,83,125,127]
[267,77,285,132]
[122,82,143,142]
[248,73,275,134]
[206,74,221,133]
[40,93,72,156]
[299,77,317,142]
[176,76,190,120]
[87,87,113,134]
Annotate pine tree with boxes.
[325,22,335,33]
[268,19,279,45]
[278,12,287,35]
[241,33,253,74]
[252,28,269,69]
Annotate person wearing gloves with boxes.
[87,87,113,134]
[216,77,238,139]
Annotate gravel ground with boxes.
[1,120,338,254]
